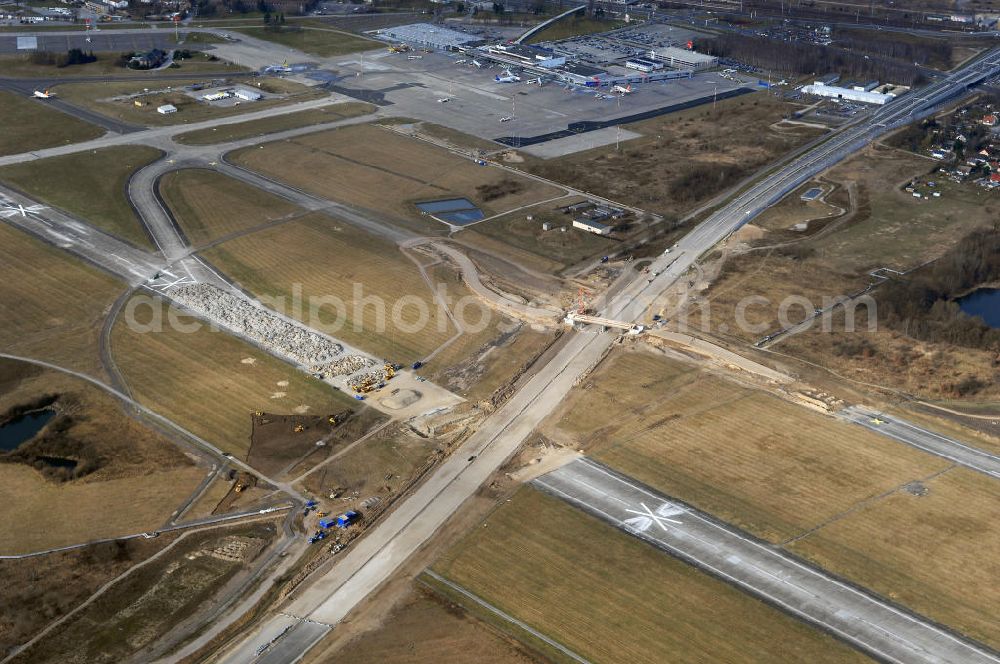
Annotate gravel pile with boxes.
[171,284,344,366]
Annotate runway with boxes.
[534,457,1000,664]
[839,406,1000,480]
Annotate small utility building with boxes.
[156,104,177,114]
[573,219,612,236]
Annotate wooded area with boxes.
[878,229,1000,351]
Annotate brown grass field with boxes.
[332,583,543,664]
[11,522,277,664]
[173,102,375,145]
[0,535,178,657]
[51,77,318,128]
[0,361,203,554]
[0,224,123,376]
[0,51,241,79]
[202,213,458,363]
[0,145,161,249]
[0,465,202,555]
[789,468,1000,650]
[159,168,304,246]
[433,487,870,664]
[547,348,947,542]
[229,123,563,232]
[299,425,437,505]
[524,92,824,218]
[0,90,103,156]
[110,298,356,457]
[701,145,1000,399]
[461,197,617,272]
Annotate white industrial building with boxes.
[376,23,484,50]
[801,84,894,105]
[649,46,717,70]
[156,104,177,114]
[573,219,612,235]
[234,88,262,101]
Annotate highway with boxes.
[215,49,1000,664]
[839,406,1000,480]
[534,458,1000,664]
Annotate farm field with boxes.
[231,24,380,57]
[546,347,948,542]
[433,487,871,664]
[173,102,375,145]
[229,123,563,233]
[10,522,278,664]
[0,361,202,554]
[0,145,161,249]
[523,92,824,218]
[789,468,1000,650]
[0,225,123,376]
[50,76,317,128]
[331,583,543,664]
[110,299,356,458]
[201,213,458,363]
[0,536,178,657]
[159,168,304,246]
[0,91,103,156]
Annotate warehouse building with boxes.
[376,23,484,50]
[801,84,895,105]
[234,88,262,101]
[573,219,612,235]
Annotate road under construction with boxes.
[216,47,1000,664]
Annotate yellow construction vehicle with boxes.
[293,424,305,433]
[383,363,395,380]
[253,410,263,417]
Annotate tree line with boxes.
[877,228,1000,351]
[693,34,924,85]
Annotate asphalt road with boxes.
[839,406,1000,480]
[214,47,1000,664]
[534,458,1000,664]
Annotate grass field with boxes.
[159,168,303,245]
[11,522,277,664]
[202,213,456,363]
[0,91,103,156]
[526,17,625,44]
[790,468,1000,650]
[0,145,161,249]
[462,198,616,271]
[702,144,1000,398]
[0,225,123,375]
[110,298,357,457]
[173,102,375,145]
[524,92,823,218]
[0,362,203,554]
[232,24,380,57]
[0,464,202,555]
[204,213,456,364]
[548,348,947,542]
[333,584,543,664]
[0,536,177,656]
[51,76,318,128]
[229,123,563,232]
[433,487,870,664]
[0,51,239,78]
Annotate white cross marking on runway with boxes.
[622,501,683,533]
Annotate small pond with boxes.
[0,409,55,452]
[416,198,485,226]
[958,288,1000,329]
